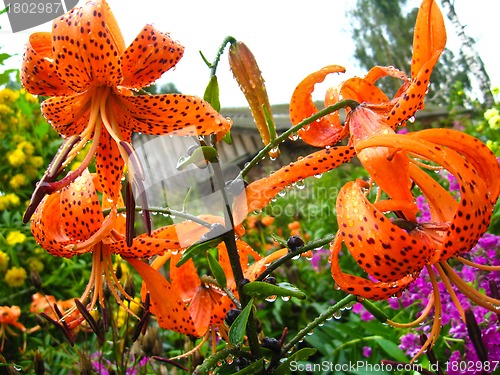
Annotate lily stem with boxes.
[279,294,357,357]
[210,157,261,358]
[108,206,213,229]
[256,233,336,281]
[209,36,237,77]
[241,99,359,178]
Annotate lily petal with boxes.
[41,91,92,137]
[330,233,417,300]
[126,257,200,336]
[233,146,355,224]
[116,92,231,136]
[21,32,74,96]
[51,0,125,91]
[387,0,446,126]
[289,65,346,147]
[31,170,104,258]
[120,24,184,89]
[336,180,434,282]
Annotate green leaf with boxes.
[0,53,12,65]
[222,129,232,145]
[273,348,317,375]
[206,251,227,289]
[231,358,265,375]
[199,50,212,69]
[228,299,253,346]
[176,237,223,267]
[372,336,408,363]
[203,75,221,112]
[262,104,277,143]
[242,281,306,300]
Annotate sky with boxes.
[0,0,498,108]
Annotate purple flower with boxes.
[362,346,372,358]
[398,333,421,358]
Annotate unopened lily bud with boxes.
[34,350,45,375]
[229,41,279,158]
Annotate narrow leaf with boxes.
[206,251,227,289]
[231,358,265,375]
[228,299,253,346]
[273,348,317,375]
[203,75,221,112]
[176,237,223,267]
[243,281,306,300]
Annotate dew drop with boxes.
[265,295,277,302]
[333,310,342,320]
[281,296,290,302]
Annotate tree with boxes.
[438,0,494,107]
[347,0,473,107]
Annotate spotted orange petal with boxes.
[289,65,346,147]
[31,170,104,258]
[21,32,74,96]
[336,180,434,282]
[116,92,231,136]
[330,234,417,300]
[51,0,125,92]
[95,129,124,201]
[364,66,409,87]
[233,146,355,224]
[340,77,390,105]
[126,257,200,336]
[120,24,184,89]
[41,91,92,137]
[358,130,499,261]
[387,0,446,126]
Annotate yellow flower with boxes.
[0,88,19,103]
[488,114,500,130]
[26,257,44,273]
[0,251,9,271]
[30,156,44,168]
[486,140,499,155]
[18,141,35,156]
[0,104,13,116]
[484,108,499,121]
[0,194,20,210]
[7,149,27,167]
[4,267,27,287]
[6,231,27,246]
[9,174,27,190]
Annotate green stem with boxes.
[256,233,336,281]
[210,36,237,77]
[241,99,359,177]
[280,294,357,356]
[104,206,212,229]
[210,160,261,357]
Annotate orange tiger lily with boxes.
[21,0,231,246]
[234,0,446,220]
[330,128,500,360]
[31,169,233,324]
[0,306,26,351]
[129,241,287,339]
[289,0,446,147]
